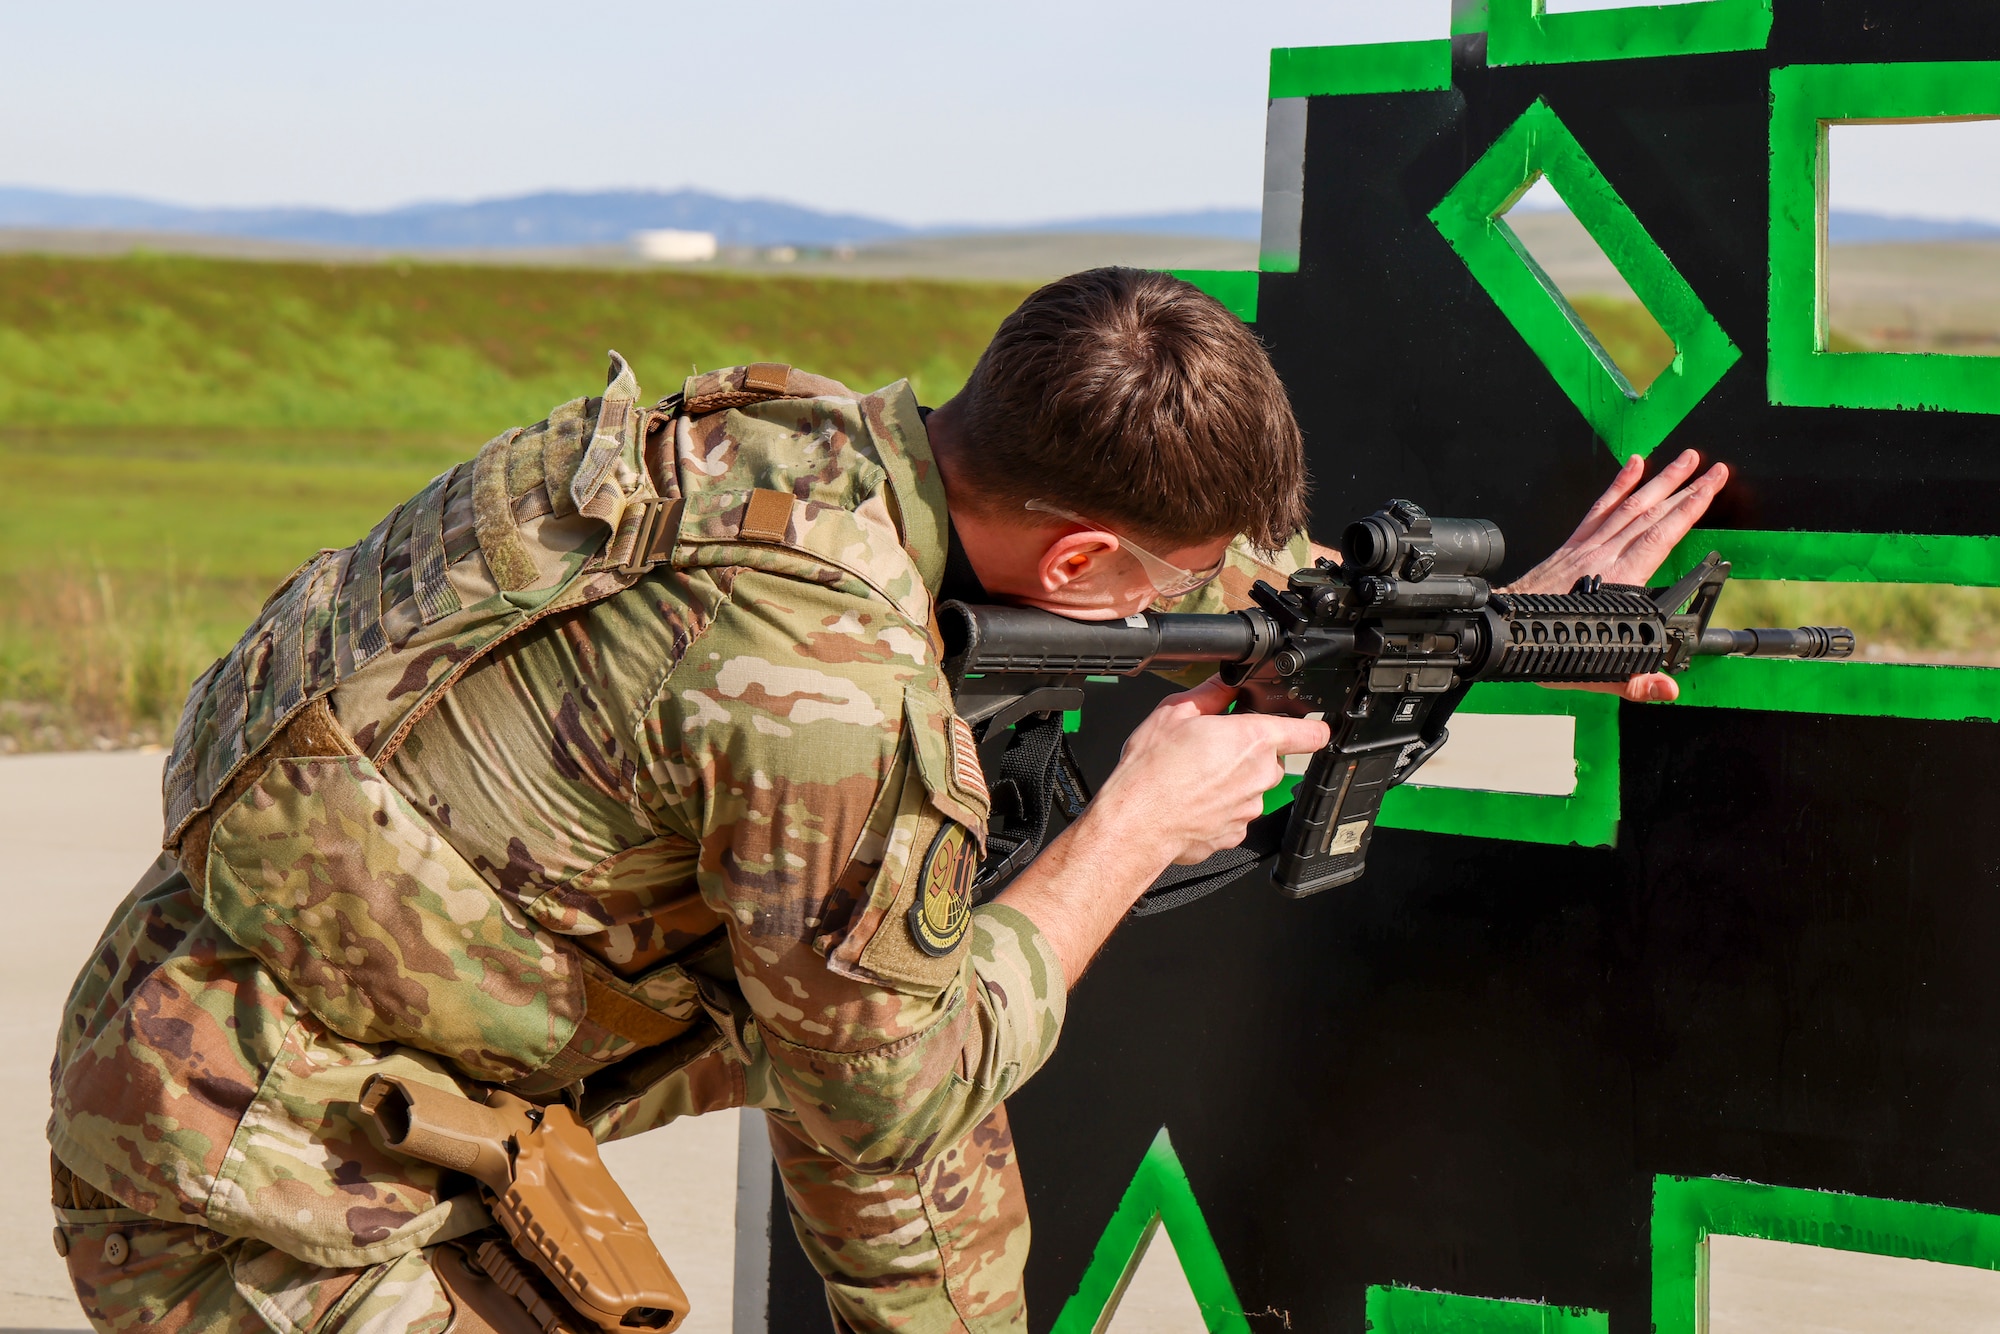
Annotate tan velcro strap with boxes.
[581,974,695,1049]
[739,488,795,543]
[742,362,792,394]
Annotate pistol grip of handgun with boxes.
[1273,745,1398,897]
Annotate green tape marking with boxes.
[1667,528,2000,586]
[1430,99,1740,462]
[1269,40,1452,99]
[1653,1176,2000,1334]
[1770,62,2000,415]
[1488,0,1771,67]
[1051,1127,1249,1334]
[1367,1285,1607,1334]
[1677,656,2000,721]
[1169,269,1258,322]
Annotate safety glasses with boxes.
[1024,498,1228,599]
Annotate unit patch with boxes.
[909,821,979,957]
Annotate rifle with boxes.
[940,500,1854,906]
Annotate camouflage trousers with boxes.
[53,1105,1028,1334]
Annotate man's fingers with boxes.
[1163,675,1239,715]
[1566,453,1647,544]
[1260,716,1333,755]
[1591,449,1703,545]
[1597,463,1731,580]
[1623,673,1679,703]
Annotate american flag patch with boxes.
[948,715,989,806]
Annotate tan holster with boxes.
[359,1075,689,1334]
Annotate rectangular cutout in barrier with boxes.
[1654,1176,2000,1334]
[1431,99,1740,462]
[1405,711,1579,797]
[1703,1233,2000,1334]
[1377,682,1618,848]
[1714,579,2000,668]
[1498,178,1678,394]
[1770,62,2000,413]
[1663,529,2000,718]
[1486,0,1771,67]
[1827,120,2000,357]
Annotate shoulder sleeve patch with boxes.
[907,821,978,957]
[902,686,990,843]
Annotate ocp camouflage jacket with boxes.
[49,358,1072,1269]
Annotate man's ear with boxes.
[1034,529,1121,594]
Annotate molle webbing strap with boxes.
[473,426,539,592]
[739,488,795,543]
[570,352,643,526]
[408,468,464,626]
[341,501,400,665]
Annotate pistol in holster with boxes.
[358,1074,690,1334]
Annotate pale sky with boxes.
[1,2,1990,226]
[0,1,1446,225]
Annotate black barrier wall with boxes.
[769,2,2000,1328]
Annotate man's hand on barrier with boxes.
[1509,448,1729,593]
[1508,448,1731,703]
[995,676,1328,983]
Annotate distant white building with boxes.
[632,229,718,262]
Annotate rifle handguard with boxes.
[359,1075,690,1333]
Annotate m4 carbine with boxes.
[941,500,1855,905]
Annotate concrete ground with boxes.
[0,751,747,1334]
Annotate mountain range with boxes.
[0,186,1262,249]
[2,184,1993,252]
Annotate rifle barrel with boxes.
[1696,626,1856,659]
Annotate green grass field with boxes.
[0,253,1031,749]
[0,255,1981,751]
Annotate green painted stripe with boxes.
[1667,528,2000,585]
[1169,269,1258,322]
[1488,0,1771,67]
[1653,1175,2000,1334]
[1051,1128,1249,1334]
[1268,40,1451,98]
[1367,1285,1607,1334]
[1675,656,2000,722]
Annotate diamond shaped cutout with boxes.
[1429,99,1740,462]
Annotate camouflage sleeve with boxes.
[639,569,1066,1173]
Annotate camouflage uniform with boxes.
[48,357,1303,1334]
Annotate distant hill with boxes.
[0,186,1259,249]
[1827,210,2000,243]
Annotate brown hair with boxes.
[943,267,1308,552]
